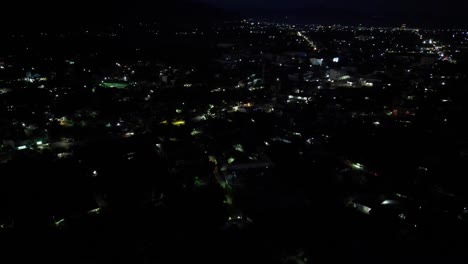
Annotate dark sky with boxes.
[196,0,465,11]
[197,0,322,8]
[195,0,468,26]
[1,0,466,31]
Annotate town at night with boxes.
[1,0,468,263]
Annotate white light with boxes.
[352,163,363,170]
[381,200,397,205]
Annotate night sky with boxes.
[1,0,467,30]
[196,0,465,11]
[195,0,468,26]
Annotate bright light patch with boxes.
[381,200,397,205]
[100,82,128,89]
[88,208,101,215]
[352,163,364,170]
[234,144,244,153]
[191,130,202,136]
[172,120,186,126]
